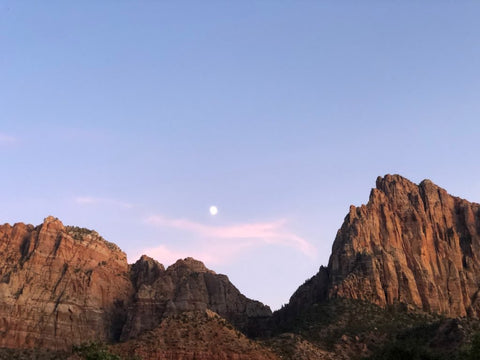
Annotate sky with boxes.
[1,1,480,310]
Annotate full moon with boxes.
[209,206,218,216]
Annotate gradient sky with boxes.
[1,1,480,310]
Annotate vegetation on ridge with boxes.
[65,226,121,252]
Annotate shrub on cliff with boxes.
[72,343,121,360]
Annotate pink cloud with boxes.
[0,133,17,145]
[128,245,212,267]
[141,214,316,265]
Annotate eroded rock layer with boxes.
[288,175,480,318]
[0,217,271,352]
[121,256,272,340]
[0,216,133,349]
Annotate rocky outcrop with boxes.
[121,256,272,340]
[5,174,480,358]
[285,174,480,318]
[113,310,279,360]
[0,217,272,352]
[0,216,133,350]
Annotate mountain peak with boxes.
[41,215,64,232]
[288,175,480,319]
[374,174,422,196]
[0,218,271,352]
[340,175,480,316]
[167,257,215,274]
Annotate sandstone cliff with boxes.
[121,255,272,340]
[0,217,272,353]
[4,174,480,359]
[0,216,133,350]
[286,174,480,318]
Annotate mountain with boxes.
[3,174,480,359]
[112,310,278,360]
[271,174,480,359]
[0,216,132,349]
[121,255,271,340]
[0,216,271,356]
[283,175,480,319]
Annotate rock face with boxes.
[121,256,272,340]
[0,216,133,350]
[287,174,480,318]
[5,174,480,358]
[113,310,279,360]
[0,217,271,352]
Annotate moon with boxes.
[209,206,218,216]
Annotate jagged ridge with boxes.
[0,216,132,349]
[0,217,271,351]
[284,174,480,318]
[122,255,271,340]
[3,174,480,359]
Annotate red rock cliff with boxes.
[289,174,480,319]
[328,175,480,316]
[0,217,272,352]
[0,216,133,350]
[121,255,272,340]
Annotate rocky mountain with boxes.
[113,310,278,360]
[283,174,480,320]
[0,216,271,353]
[0,216,133,350]
[121,255,271,340]
[3,174,480,359]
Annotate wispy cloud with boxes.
[74,196,133,209]
[0,133,17,145]
[130,245,220,267]
[146,215,315,255]
[139,214,317,265]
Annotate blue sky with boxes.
[1,1,480,310]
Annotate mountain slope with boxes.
[113,310,278,360]
[3,174,480,359]
[121,255,272,340]
[0,217,271,353]
[282,174,480,321]
[0,216,133,349]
